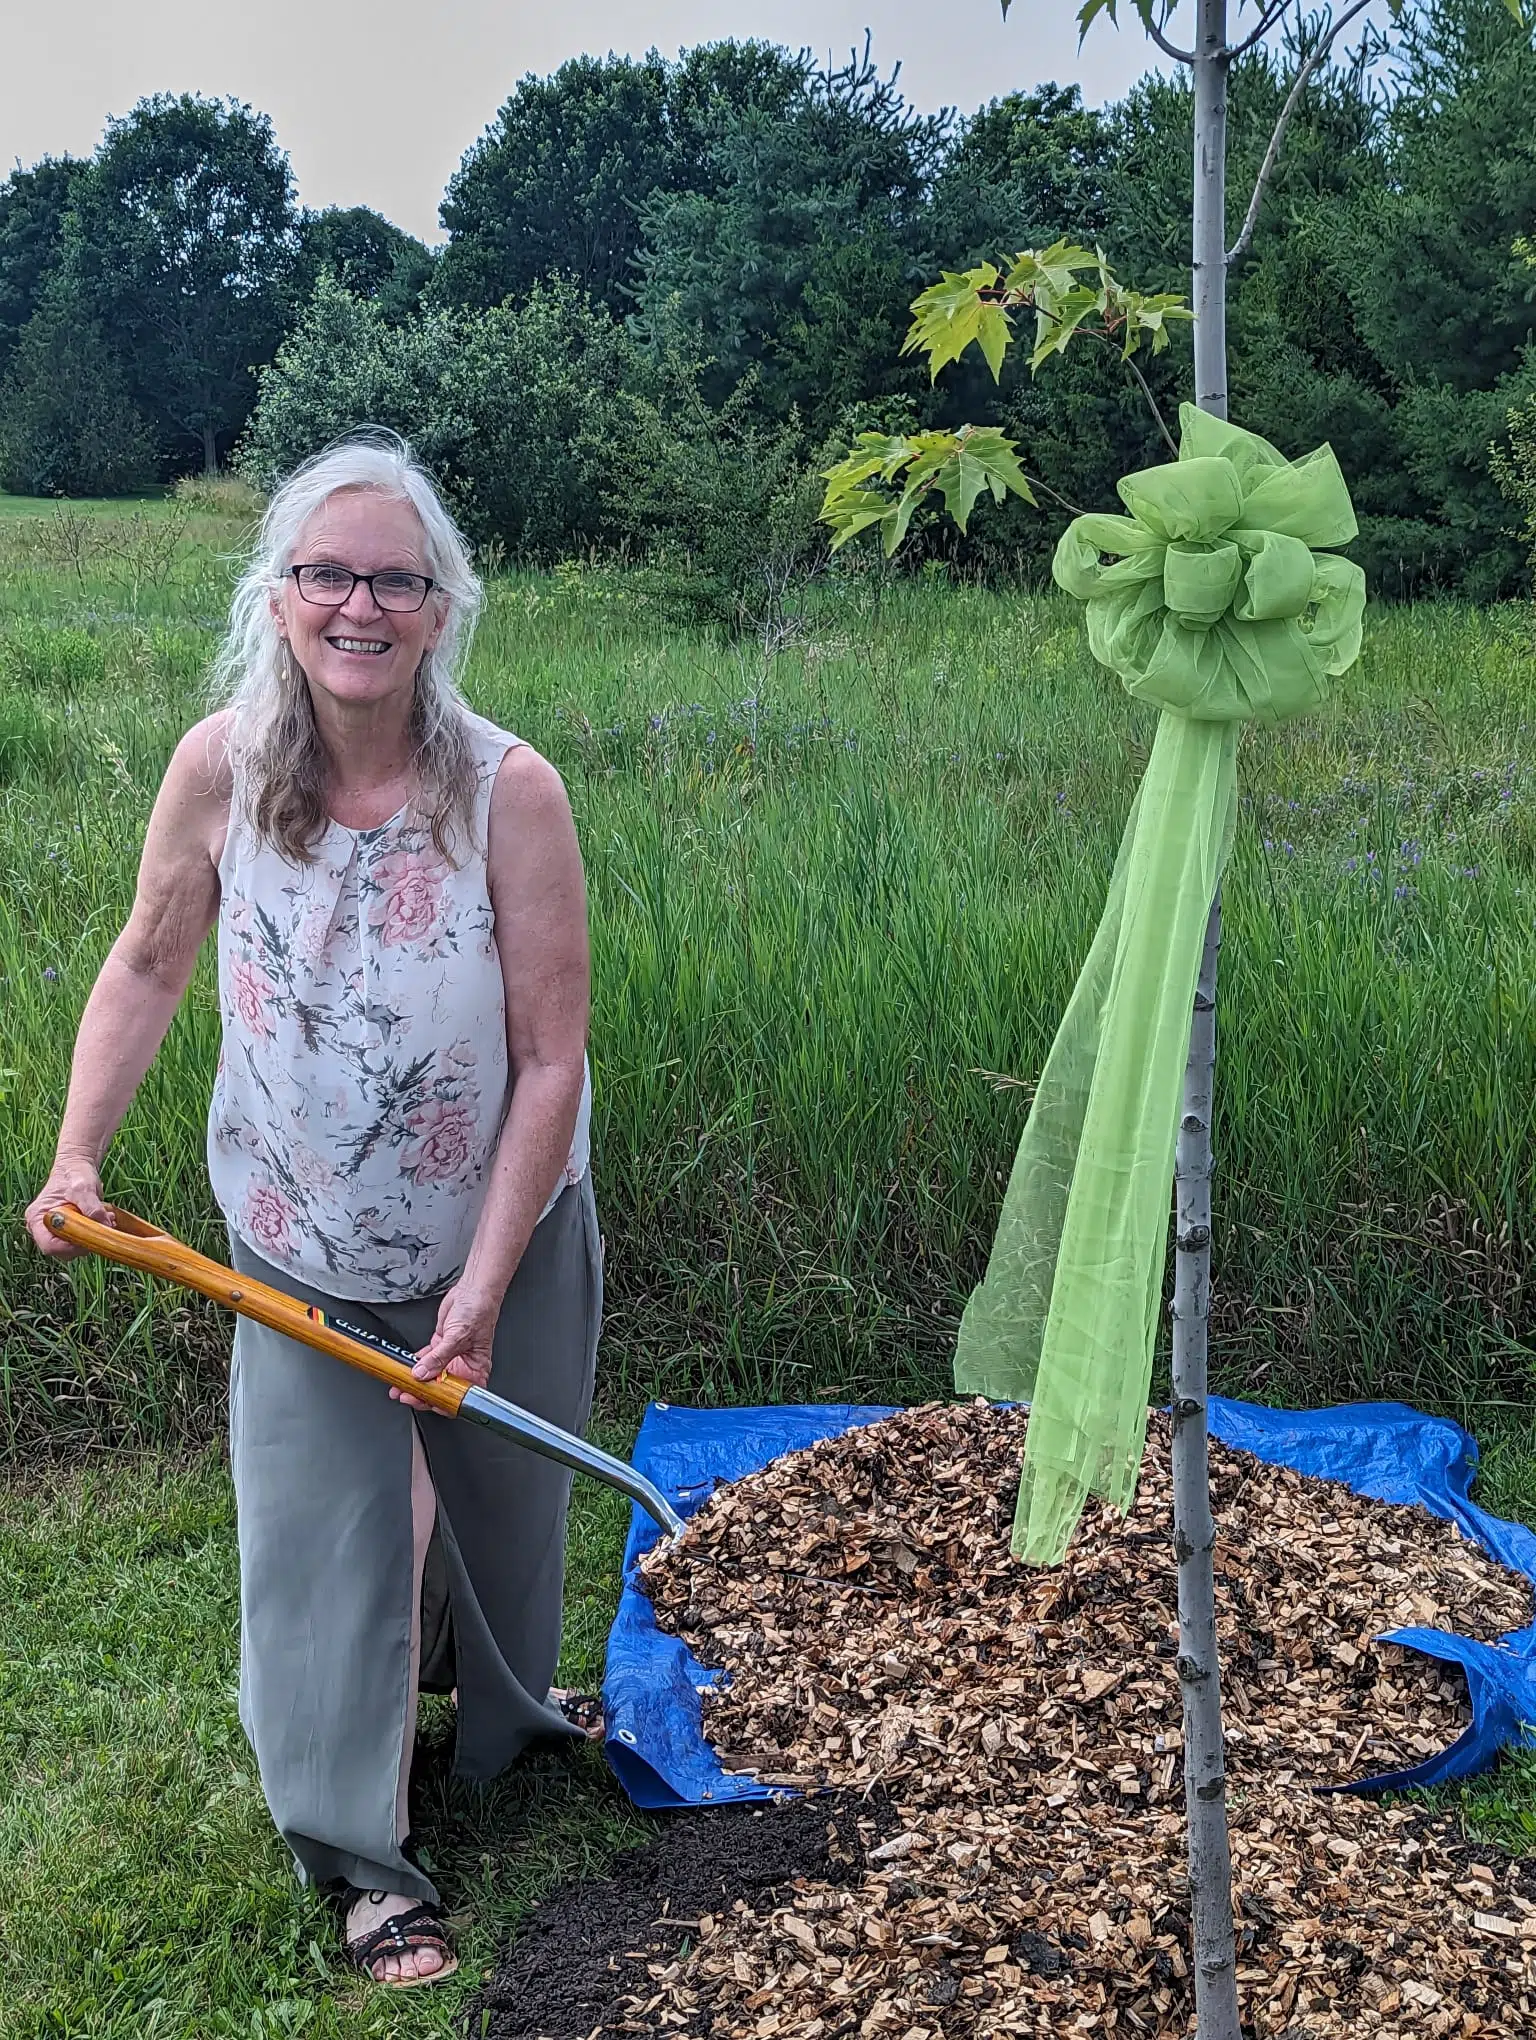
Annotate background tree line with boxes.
[2,0,1534,608]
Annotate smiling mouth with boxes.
[328,636,393,655]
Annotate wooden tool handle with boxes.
[45,1204,469,1418]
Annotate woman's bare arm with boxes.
[25,715,230,1254]
[454,742,592,1305]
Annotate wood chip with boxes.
[627,1402,1536,2036]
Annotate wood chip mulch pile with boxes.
[621,1401,1536,2038]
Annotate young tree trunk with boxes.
[202,421,218,476]
[1172,900,1239,2037]
[1191,0,1230,420]
[1175,2,1241,2036]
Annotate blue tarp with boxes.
[600,1395,1536,1812]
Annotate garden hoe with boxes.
[45,1203,685,1538]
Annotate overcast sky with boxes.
[3,0,1184,243]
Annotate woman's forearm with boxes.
[52,945,189,1168]
[458,1058,587,1302]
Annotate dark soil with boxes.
[462,1792,899,2040]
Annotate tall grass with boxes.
[3,523,1534,1452]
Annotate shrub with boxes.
[238,273,634,560]
[442,283,640,559]
[1492,391,1536,587]
[0,621,106,699]
[171,472,265,519]
[602,350,828,632]
[236,273,456,486]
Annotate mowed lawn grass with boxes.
[4,503,1536,2030]
[0,1442,648,2040]
[0,494,170,519]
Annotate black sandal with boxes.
[551,1688,604,1739]
[344,1889,459,1989]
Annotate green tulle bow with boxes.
[954,403,1366,1566]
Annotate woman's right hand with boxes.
[25,1156,112,1257]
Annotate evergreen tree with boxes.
[0,156,87,377]
[634,38,951,432]
[1341,0,1536,595]
[0,269,156,496]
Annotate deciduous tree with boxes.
[819,0,1533,2030]
[67,94,299,474]
[295,206,434,325]
[436,53,674,312]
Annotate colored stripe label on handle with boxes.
[307,1306,422,1373]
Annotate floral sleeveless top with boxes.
[208,711,591,1301]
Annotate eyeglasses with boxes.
[288,563,436,613]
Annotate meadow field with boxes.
[4,496,1536,2034]
[4,497,1536,1445]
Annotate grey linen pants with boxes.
[227,1176,601,1908]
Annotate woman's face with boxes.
[276,488,446,716]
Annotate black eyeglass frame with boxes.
[287,563,438,613]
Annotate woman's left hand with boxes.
[395,1282,502,1410]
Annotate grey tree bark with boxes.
[1172,899,1239,2038]
[1173,0,1242,2035]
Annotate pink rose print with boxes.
[244,1182,299,1261]
[371,851,445,947]
[231,957,277,1038]
[402,1099,479,1185]
[291,1144,336,1191]
[294,901,336,966]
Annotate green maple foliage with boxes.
[820,240,1189,553]
[821,425,1036,554]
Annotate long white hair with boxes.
[212,430,484,864]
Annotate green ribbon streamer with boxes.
[954,402,1366,1566]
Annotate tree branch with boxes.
[1020,470,1092,517]
[1127,349,1183,457]
[1229,0,1294,60]
[1225,0,1375,266]
[1025,295,1184,460]
[1082,330,1182,457]
[1141,9,1198,64]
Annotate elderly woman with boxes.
[25,433,599,1989]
